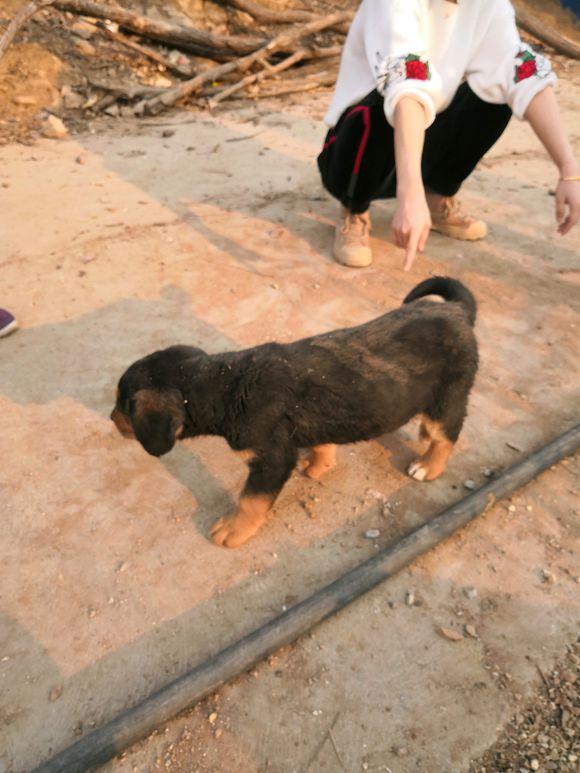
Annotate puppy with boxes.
[111,277,478,548]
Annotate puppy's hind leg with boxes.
[408,375,473,482]
[303,444,337,480]
[408,418,454,481]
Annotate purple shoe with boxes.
[0,308,18,338]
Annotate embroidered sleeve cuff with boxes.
[510,47,557,120]
[385,86,436,128]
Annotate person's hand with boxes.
[555,176,580,235]
[392,187,431,271]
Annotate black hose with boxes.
[36,423,580,773]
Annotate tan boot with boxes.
[427,194,488,241]
[333,207,372,267]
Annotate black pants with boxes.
[318,84,512,214]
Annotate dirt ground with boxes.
[1,3,580,772]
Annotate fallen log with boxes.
[0,0,55,59]
[137,10,350,115]
[52,0,266,59]
[515,5,580,60]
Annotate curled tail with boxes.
[403,276,477,326]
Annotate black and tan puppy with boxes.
[111,277,478,548]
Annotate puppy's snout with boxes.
[111,407,135,438]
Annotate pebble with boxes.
[405,591,415,606]
[365,529,380,539]
[75,39,96,57]
[438,626,463,642]
[208,712,217,725]
[530,760,539,771]
[395,746,408,757]
[162,129,175,138]
[483,468,494,478]
[463,479,477,491]
[13,95,37,106]
[463,587,478,600]
[76,154,86,165]
[48,685,63,702]
[465,625,478,638]
[508,505,516,512]
[214,728,222,739]
[41,115,68,140]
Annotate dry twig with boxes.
[0,0,55,59]
[218,0,351,33]
[94,22,194,77]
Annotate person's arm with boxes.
[392,96,431,271]
[524,86,580,235]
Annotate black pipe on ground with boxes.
[36,423,580,773]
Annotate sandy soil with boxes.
[0,5,579,773]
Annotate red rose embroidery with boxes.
[514,51,538,83]
[406,59,429,80]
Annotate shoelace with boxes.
[341,214,369,244]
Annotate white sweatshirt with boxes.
[325,0,556,128]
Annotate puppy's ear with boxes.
[130,388,185,457]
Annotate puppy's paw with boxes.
[210,514,259,548]
[303,461,334,480]
[408,460,429,481]
[408,458,446,482]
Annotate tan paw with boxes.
[210,514,258,548]
[407,459,443,482]
[303,461,334,480]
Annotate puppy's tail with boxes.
[402,276,477,326]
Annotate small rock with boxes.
[483,468,494,478]
[508,505,516,512]
[463,479,477,491]
[87,606,97,618]
[208,712,217,725]
[41,115,68,140]
[530,760,539,771]
[463,587,477,600]
[13,95,37,106]
[75,39,96,57]
[70,20,95,39]
[541,569,556,584]
[365,529,380,539]
[405,591,415,606]
[438,626,463,642]
[49,685,63,702]
[80,254,95,264]
[568,754,578,763]
[104,104,120,118]
[214,728,222,739]
[151,74,173,88]
[63,90,85,110]
[162,129,175,138]
[76,154,87,165]
[465,625,478,638]
[394,746,408,757]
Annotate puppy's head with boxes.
[111,346,204,457]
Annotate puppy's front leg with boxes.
[211,443,297,548]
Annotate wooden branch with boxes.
[218,0,352,35]
[138,10,350,115]
[515,5,580,60]
[244,70,336,99]
[52,0,266,59]
[95,22,194,77]
[0,0,55,59]
[208,44,340,107]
